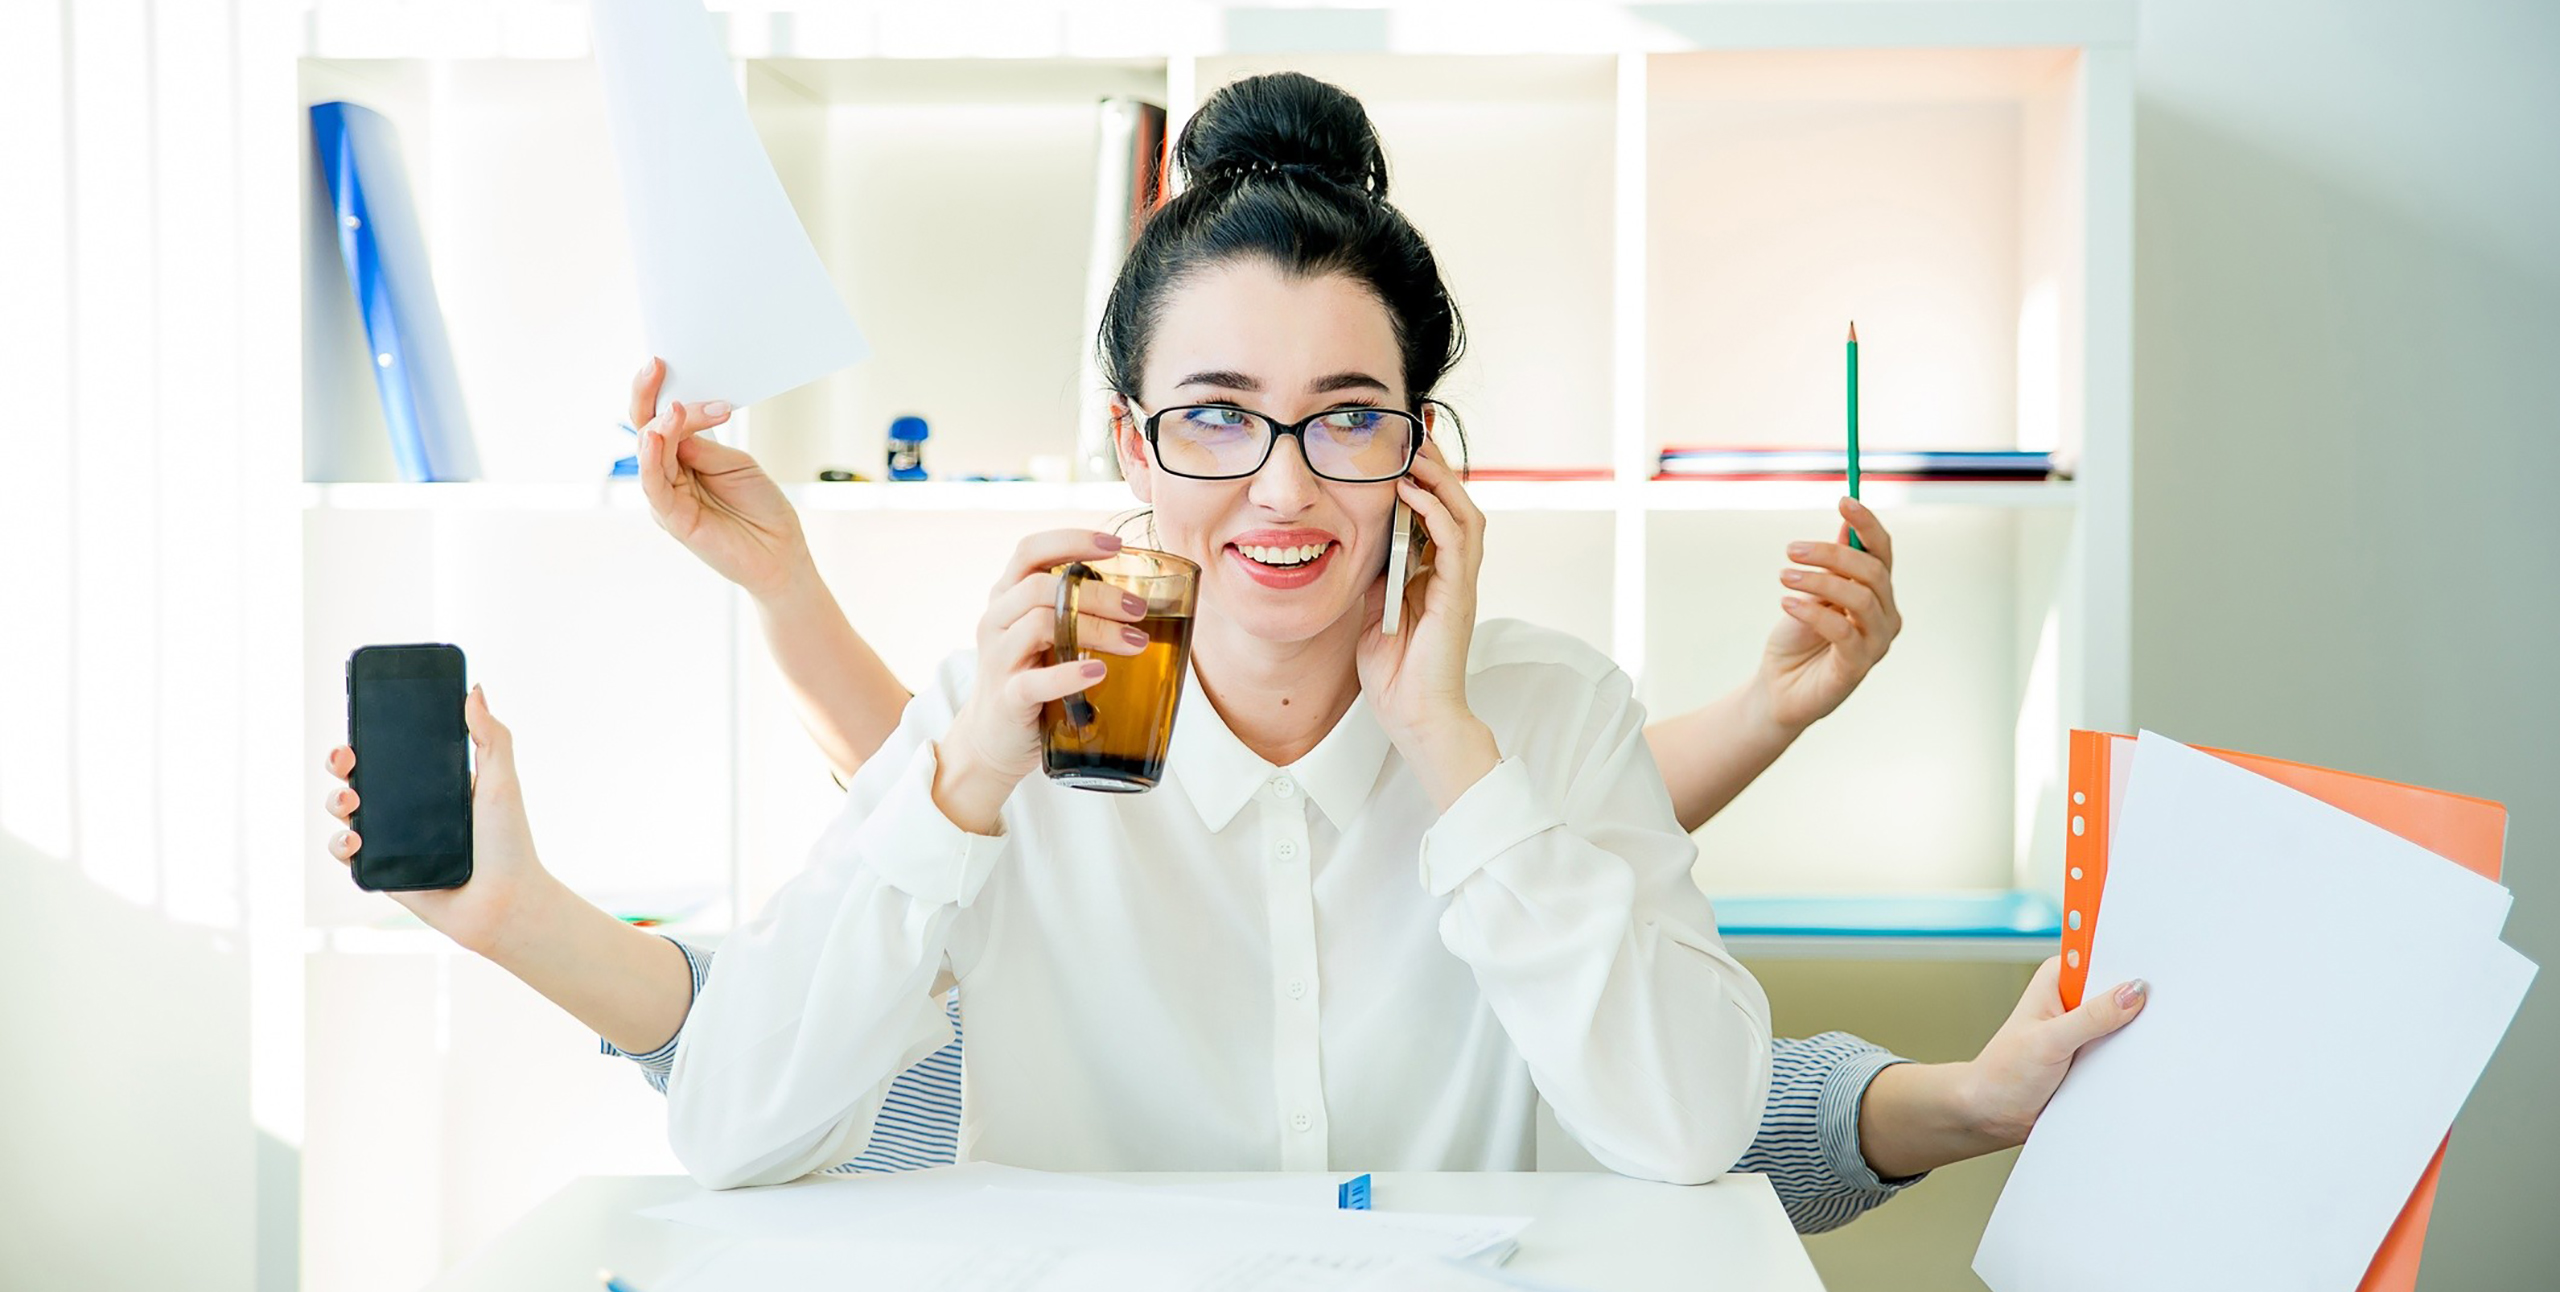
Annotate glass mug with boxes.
[1043,547,1200,792]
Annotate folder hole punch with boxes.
[2066,949,2080,969]
[2074,791,2086,806]
[2067,909,2081,931]
[2071,815,2086,837]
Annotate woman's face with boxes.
[1115,258,1410,647]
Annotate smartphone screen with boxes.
[347,644,472,891]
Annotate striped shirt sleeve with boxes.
[598,936,963,1174]
[1740,1031,1926,1233]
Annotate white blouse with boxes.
[665,618,1772,1189]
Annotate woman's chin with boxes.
[1209,569,1363,645]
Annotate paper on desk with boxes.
[640,1161,1076,1239]
[659,1184,1544,1292]
[589,0,867,409]
[660,1237,1401,1292]
[663,1240,1580,1292]
[1975,732,2536,1292]
[831,1185,1527,1264]
[648,1165,1530,1264]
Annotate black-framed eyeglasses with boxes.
[1135,402,1426,483]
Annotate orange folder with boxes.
[2058,731,2509,1292]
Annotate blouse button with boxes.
[1272,777,1297,798]
[1291,1110,1313,1133]
[1274,839,1299,860]
[1287,978,1308,1000]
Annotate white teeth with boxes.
[1241,542,1327,567]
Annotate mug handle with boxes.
[1053,563,1100,731]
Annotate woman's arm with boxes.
[1644,683,1803,833]
[1856,956,2147,1179]
[755,561,912,785]
[324,688,697,1055]
[1641,497,1901,833]
[1422,647,1775,1184]
[631,358,911,785]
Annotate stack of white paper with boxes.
[1976,733,2535,1292]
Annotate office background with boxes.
[1,1,2552,1289]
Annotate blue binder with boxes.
[311,101,482,482]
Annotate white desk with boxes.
[427,1171,1825,1292]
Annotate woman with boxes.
[322,74,2142,1213]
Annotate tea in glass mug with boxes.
[1043,547,1199,792]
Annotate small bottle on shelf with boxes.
[887,415,930,481]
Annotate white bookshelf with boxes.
[285,4,2131,1286]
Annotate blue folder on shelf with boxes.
[1712,891,2063,940]
[311,100,482,483]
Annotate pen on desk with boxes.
[1846,321,1865,552]
[598,1269,644,1292]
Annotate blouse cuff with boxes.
[1820,1042,1928,1193]
[1415,756,1563,897]
[862,740,1009,909]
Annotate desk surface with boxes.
[428,1171,1826,1292]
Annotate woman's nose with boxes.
[1246,430,1324,515]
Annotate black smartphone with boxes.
[347,643,473,891]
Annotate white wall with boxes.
[0,2,303,1289]
[2128,1,2560,1286]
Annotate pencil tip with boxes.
[1847,321,1858,342]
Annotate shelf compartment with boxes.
[1643,47,2090,472]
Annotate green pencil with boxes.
[1847,321,1865,551]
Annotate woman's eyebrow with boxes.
[1171,370,1390,396]
[1175,370,1260,391]
[1310,372,1390,395]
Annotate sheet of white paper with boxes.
[640,1162,1078,1239]
[647,1167,1531,1266]
[1975,732,2536,1292]
[831,1185,1521,1264]
[590,0,866,408]
[661,1236,1408,1292]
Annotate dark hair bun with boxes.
[1177,72,1389,199]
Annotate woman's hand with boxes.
[632,357,812,602]
[323,686,560,957]
[1960,955,2150,1146]
[930,530,1151,832]
[1357,442,1498,808]
[1757,496,1902,733]
[1856,955,2149,1179]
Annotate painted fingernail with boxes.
[2115,979,2148,1009]
[1781,570,1804,584]
[703,400,731,417]
[1121,626,1147,648]
[1095,532,1124,551]
[1121,592,1144,616]
[1081,660,1108,678]
[1787,543,1812,558]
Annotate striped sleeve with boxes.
[599,935,964,1173]
[1738,1031,1926,1234]
[595,935,712,1090]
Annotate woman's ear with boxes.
[1112,401,1153,504]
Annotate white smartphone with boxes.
[1381,498,1432,635]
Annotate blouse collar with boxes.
[1167,663,1394,833]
